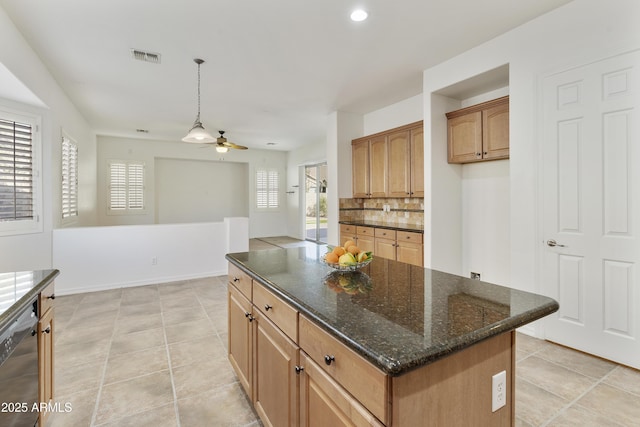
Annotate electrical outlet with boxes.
[492,370,506,412]
[470,272,481,280]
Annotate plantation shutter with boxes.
[256,169,278,209]
[127,163,144,209]
[109,161,144,211]
[61,136,78,218]
[0,118,34,222]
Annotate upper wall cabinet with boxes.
[446,96,509,164]
[352,121,423,198]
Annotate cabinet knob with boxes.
[244,312,254,322]
[233,277,240,282]
[483,151,487,156]
[47,294,56,300]
[476,152,482,157]
[264,304,272,311]
[42,326,51,334]
[324,355,335,366]
[295,366,304,374]
[31,330,36,337]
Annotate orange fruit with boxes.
[332,246,346,256]
[347,245,360,255]
[325,252,339,263]
[343,240,356,250]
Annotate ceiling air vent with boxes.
[131,49,161,64]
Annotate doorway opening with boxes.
[304,163,328,243]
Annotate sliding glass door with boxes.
[304,163,327,243]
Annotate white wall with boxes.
[423,0,640,304]
[0,7,97,273]
[363,94,423,135]
[97,135,288,237]
[155,158,248,223]
[52,218,248,295]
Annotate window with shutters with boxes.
[61,134,78,221]
[108,160,145,213]
[256,168,279,210]
[0,109,42,236]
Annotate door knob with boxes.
[546,239,566,247]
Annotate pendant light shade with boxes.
[182,58,216,143]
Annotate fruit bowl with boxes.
[321,256,372,271]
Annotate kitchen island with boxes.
[226,247,558,426]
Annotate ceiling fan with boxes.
[205,131,248,153]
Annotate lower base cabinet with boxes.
[253,310,299,427]
[299,352,384,427]
[38,281,55,427]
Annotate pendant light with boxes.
[182,58,216,143]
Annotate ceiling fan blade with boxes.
[223,141,248,150]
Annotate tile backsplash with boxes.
[339,198,424,227]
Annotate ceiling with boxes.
[0,0,572,151]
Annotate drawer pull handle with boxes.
[295,366,304,374]
[324,355,335,366]
[47,294,56,300]
[233,277,240,282]
[264,304,272,311]
[42,326,51,334]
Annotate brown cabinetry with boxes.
[339,224,375,253]
[374,229,423,267]
[352,121,423,198]
[38,282,55,426]
[228,271,300,427]
[446,96,509,164]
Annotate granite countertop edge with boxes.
[0,269,60,330]
[338,220,424,234]
[226,256,558,376]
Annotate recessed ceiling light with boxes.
[350,9,368,22]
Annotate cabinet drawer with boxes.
[397,231,423,244]
[39,281,55,317]
[228,263,252,300]
[374,228,396,240]
[253,283,298,342]
[356,226,374,236]
[299,315,389,424]
[340,224,356,235]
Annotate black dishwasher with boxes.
[0,299,39,427]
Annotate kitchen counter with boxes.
[338,220,423,233]
[0,270,59,330]
[226,247,558,376]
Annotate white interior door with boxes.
[541,49,640,369]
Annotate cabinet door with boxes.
[375,237,396,261]
[299,352,384,427]
[447,111,482,163]
[253,312,299,427]
[410,126,424,197]
[396,242,423,267]
[228,285,253,398]
[38,307,54,427]
[356,235,375,253]
[482,101,509,160]
[387,130,410,197]
[369,135,388,198]
[352,139,370,198]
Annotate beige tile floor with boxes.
[46,239,640,426]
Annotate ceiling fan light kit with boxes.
[182,58,216,143]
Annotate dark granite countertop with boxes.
[0,270,59,329]
[226,248,558,376]
[339,220,424,233]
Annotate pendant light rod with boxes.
[182,58,216,143]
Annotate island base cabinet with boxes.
[253,311,299,427]
[228,284,253,398]
[38,306,54,426]
[299,352,384,427]
[391,331,515,426]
